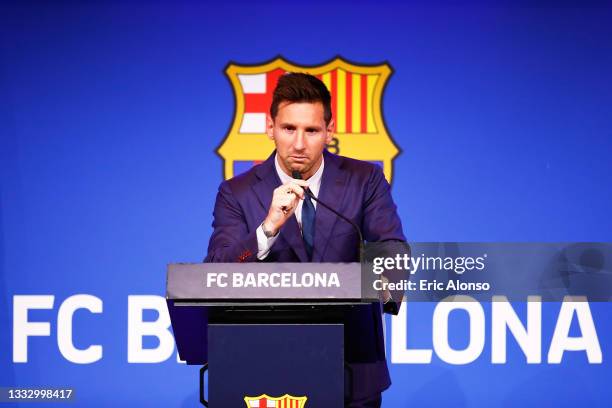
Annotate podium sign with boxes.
[167,262,376,303]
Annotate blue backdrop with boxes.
[1,1,611,407]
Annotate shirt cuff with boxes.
[256,224,279,260]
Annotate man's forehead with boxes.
[274,101,326,125]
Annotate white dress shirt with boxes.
[256,154,324,259]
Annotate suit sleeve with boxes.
[362,165,410,315]
[204,181,259,263]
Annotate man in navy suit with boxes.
[205,73,406,407]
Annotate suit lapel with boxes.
[312,151,349,262]
[252,152,309,262]
[252,154,279,215]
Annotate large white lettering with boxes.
[491,296,541,363]
[13,295,54,363]
[57,294,103,364]
[391,296,602,364]
[127,295,174,363]
[11,294,601,365]
[391,302,433,364]
[433,296,485,364]
[548,296,602,364]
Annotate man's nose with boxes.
[293,131,305,150]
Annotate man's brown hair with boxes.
[270,72,332,125]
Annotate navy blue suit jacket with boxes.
[205,149,406,398]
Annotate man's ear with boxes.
[266,115,275,140]
[325,119,335,144]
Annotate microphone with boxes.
[292,170,364,261]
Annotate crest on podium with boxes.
[244,393,307,408]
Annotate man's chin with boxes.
[287,162,310,174]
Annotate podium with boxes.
[166,262,378,407]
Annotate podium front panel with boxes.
[208,323,344,407]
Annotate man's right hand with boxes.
[262,179,309,236]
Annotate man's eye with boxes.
[284,127,295,133]
[306,130,319,135]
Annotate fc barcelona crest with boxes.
[244,393,307,408]
[217,57,401,183]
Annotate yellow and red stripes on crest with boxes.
[279,397,302,408]
[319,70,377,134]
[241,68,378,134]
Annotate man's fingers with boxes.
[266,178,309,232]
[272,179,309,217]
[279,199,297,215]
[291,179,309,187]
[277,188,301,216]
[278,194,298,208]
[275,179,309,196]
[284,181,308,198]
